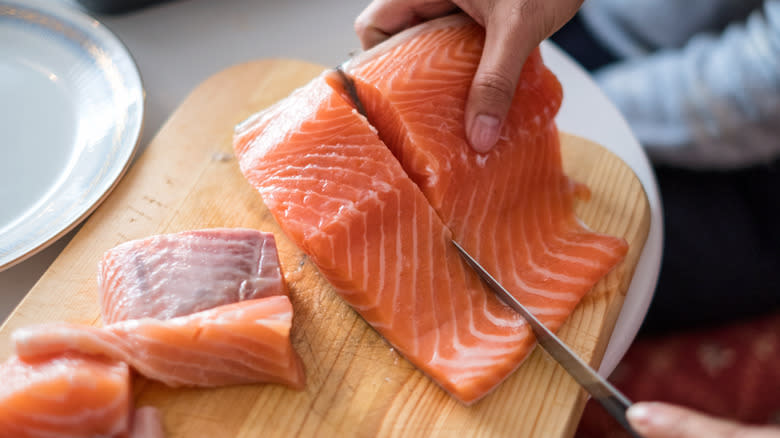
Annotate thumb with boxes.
[465,10,535,153]
[627,402,780,438]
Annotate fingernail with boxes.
[470,114,500,153]
[627,402,672,433]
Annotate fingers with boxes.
[464,0,583,152]
[130,407,166,438]
[627,402,780,438]
[465,2,534,152]
[355,0,456,49]
[354,0,583,152]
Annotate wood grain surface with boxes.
[0,59,651,438]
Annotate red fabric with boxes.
[576,312,780,438]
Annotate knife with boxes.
[333,65,368,117]
[452,240,642,438]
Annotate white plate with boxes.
[0,0,143,270]
[541,43,663,375]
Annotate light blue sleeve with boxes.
[594,0,780,169]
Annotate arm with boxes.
[595,0,780,169]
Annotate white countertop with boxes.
[1,0,663,375]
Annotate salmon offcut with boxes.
[0,354,130,438]
[14,296,305,389]
[234,14,628,404]
[1,228,304,437]
[99,228,287,323]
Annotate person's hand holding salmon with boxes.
[354,0,583,152]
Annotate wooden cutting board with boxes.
[0,59,650,438]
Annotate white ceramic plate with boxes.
[541,43,663,375]
[0,0,143,270]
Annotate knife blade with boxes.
[333,65,368,117]
[452,240,641,438]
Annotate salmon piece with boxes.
[343,14,629,333]
[233,15,627,403]
[0,353,130,438]
[1,230,293,437]
[235,75,531,404]
[99,228,286,324]
[13,296,305,390]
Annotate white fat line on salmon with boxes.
[427,349,529,372]
[506,267,581,301]
[466,317,531,343]
[426,208,443,358]
[409,191,420,357]
[21,401,125,430]
[539,190,620,264]
[261,160,396,194]
[524,305,569,316]
[503,191,594,294]
[359,212,369,292]
[479,297,528,328]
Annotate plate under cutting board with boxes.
[0,59,650,438]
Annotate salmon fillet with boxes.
[235,15,627,404]
[235,75,531,403]
[100,228,286,323]
[13,296,305,390]
[343,15,629,333]
[0,353,130,438]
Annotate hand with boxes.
[354,0,584,152]
[627,402,780,438]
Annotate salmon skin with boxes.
[100,228,287,323]
[0,354,131,438]
[14,296,305,390]
[235,14,627,404]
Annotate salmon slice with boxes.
[235,74,532,404]
[0,353,130,438]
[13,296,305,390]
[343,14,629,333]
[99,228,287,324]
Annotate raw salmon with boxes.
[234,15,626,404]
[1,229,294,437]
[343,15,629,333]
[235,74,532,403]
[0,353,130,438]
[13,296,305,390]
[100,228,286,323]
